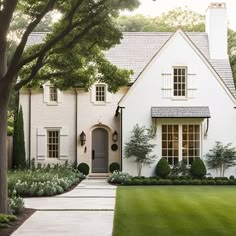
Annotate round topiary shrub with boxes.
[229,175,235,180]
[155,158,171,178]
[190,158,206,178]
[109,162,120,173]
[77,163,90,175]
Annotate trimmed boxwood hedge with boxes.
[108,175,236,186]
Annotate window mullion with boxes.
[179,125,183,162]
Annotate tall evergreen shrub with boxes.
[12,106,26,169]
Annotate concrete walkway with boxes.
[12,178,117,236]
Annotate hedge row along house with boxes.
[20,3,236,176]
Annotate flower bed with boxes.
[107,171,236,185]
[8,166,85,197]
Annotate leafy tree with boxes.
[12,106,26,169]
[155,158,170,178]
[118,7,204,32]
[205,142,236,177]
[0,0,140,214]
[124,124,156,176]
[190,158,206,178]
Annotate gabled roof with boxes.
[27,31,236,98]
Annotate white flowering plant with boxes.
[8,166,86,197]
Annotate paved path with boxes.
[12,179,117,236]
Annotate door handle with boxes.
[92,150,95,160]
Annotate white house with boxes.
[20,3,236,176]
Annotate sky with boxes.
[122,0,236,30]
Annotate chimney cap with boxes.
[208,2,226,9]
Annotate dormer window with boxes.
[173,67,187,97]
[96,85,106,102]
[49,86,58,102]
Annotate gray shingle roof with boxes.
[27,32,236,98]
[151,106,211,118]
[26,32,47,46]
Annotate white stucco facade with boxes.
[120,30,236,177]
[20,2,236,176]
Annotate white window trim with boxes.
[172,66,188,100]
[91,83,111,105]
[43,84,63,105]
[161,123,202,166]
[47,128,60,159]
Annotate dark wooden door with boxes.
[92,128,108,173]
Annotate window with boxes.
[173,67,187,97]
[182,125,200,165]
[49,86,58,102]
[96,85,106,102]
[162,125,179,165]
[47,130,60,158]
[162,124,200,165]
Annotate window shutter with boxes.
[106,86,112,103]
[60,128,69,160]
[90,85,95,103]
[43,85,49,103]
[162,66,172,98]
[57,89,63,103]
[187,65,197,98]
[37,128,46,160]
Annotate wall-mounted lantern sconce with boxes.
[80,131,86,146]
[112,131,118,142]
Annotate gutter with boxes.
[28,89,32,168]
[116,106,125,171]
[74,89,78,167]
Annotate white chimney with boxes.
[205,2,228,59]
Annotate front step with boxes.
[87,174,109,179]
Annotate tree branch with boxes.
[17,0,106,69]
[0,0,18,35]
[5,0,56,81]
[14,19,102,91]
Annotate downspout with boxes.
[28,89,31,168]
[74,89,78,167]
[116,106,125,171]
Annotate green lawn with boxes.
[113,186,236,236]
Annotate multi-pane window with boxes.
[162,124,201,165]
[96,85,106,102]
[182,125,200,165]
[47,130,59,158]
[162,125,179,165]
[49,87,58,102]
[173,67,187,97]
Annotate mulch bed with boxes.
[0,208,36,236]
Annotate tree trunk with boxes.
[0,39,12,214]
[137,162,142,177]
[0,84,11,214]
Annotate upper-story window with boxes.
[49,86,58,102]
[173,67,187,97]
[96,85,106,102]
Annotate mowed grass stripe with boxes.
[113,186,236,236]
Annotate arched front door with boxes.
[92,128,108,173]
